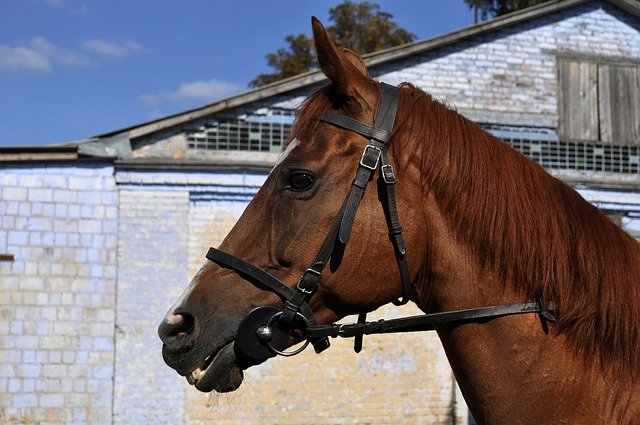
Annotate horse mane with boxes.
[291,81,640,379]
[392,83,640,379]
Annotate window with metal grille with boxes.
[484,123,639,174]
[503,138,639,173]
[185,115,639,174]
[187,114,293,152]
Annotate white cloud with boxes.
[31,37,87,67]
[0,44,50,72]
[140,78,245,105]
[0,36,87,72]
[81,39,142,57]
[0,36,143,73]
[41,0,88,14]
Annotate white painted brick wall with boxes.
[113,188,189,424]
[0,162,117,424]
[376,2,640,128]
[113,170,261,424]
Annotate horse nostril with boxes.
[158,312,197,345]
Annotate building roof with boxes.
[95,0,640,143]
[2,0,638,159]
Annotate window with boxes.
[557,57,640,145]
[186,114,293,152]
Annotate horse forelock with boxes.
[288,86,336,148]
[390,82,640,380]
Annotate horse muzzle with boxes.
[158,309,246,393]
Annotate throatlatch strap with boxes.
[379,150,412,306]
[372,84,412,305]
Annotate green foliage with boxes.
[465,0,553,21]
[326,2,415,55]
[262,34,316,86]
[250,1,415,87]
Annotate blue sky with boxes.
[0,1,476,146]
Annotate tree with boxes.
[465,0,552,22]
[250,1,415,87]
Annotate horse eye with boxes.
[286,170,315,192]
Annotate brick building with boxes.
[1,0,639,423]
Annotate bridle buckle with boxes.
[296,268,322,294]
[359,145,382,170]
[381,164,396,184]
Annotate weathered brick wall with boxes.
[1,161,635,424]
[376,2,640,128]
[0,162,117,424]
[113,188,189,424]
[187,198,253,277]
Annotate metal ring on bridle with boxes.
[263,311,311,357]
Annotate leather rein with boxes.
[205,82,556,366]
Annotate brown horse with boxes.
[159,18,640,424]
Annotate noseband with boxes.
[206,82,555,366]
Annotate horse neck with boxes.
[412,194,638,424]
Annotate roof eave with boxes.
[0,146,79,162]
[97,71,329,141]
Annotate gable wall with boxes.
[375,2,640,128]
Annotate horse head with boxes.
[157,18,427,393]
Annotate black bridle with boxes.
[205,82,555,366]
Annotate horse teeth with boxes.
[187,368,204,384]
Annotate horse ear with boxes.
[341,48,370,78]
[311,17,375,111]
[312,17,347,86]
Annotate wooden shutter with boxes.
[598,64,640,145]
[558,59,599,141]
